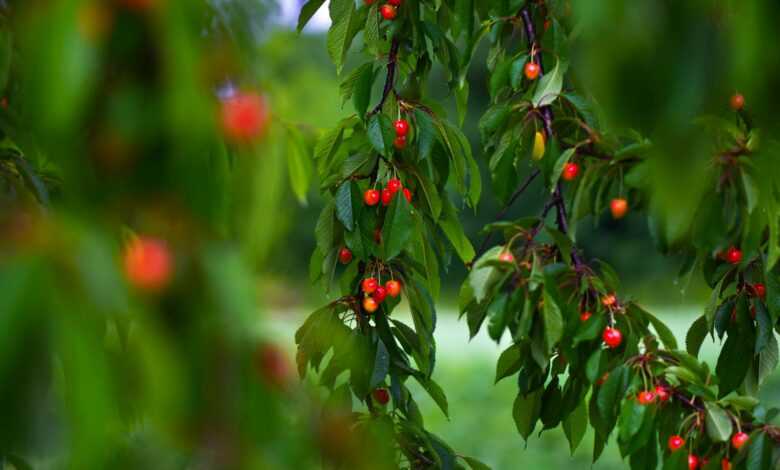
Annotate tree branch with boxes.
[369,39,400,116]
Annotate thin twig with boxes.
[369,39,400,116]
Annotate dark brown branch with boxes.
[369,39,400,116]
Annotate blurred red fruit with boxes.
[363,297,379,313]
[580,311,592,322]
[338,247,352,264]
[562,162,580,181]
[362,277,379,294]
[124,236,172,291]
[603,327,622,348]
[386,280,401,297]
[255,343,291,389]
[374,286,388,303]
[221,91,269,142]
[637,390,656,405]
[387,178,402,194]
[394,119,409,136]
[730,93,744,111]
[726,246,742,265]
[380,4,397,20]
[364,189,380,206]
[668,435,685,451]
[373,388,390,404]
[731,431,749,449]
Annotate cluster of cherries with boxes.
[361,276,402,313]
[668,430,749,469]
[580,294,626,349]
[365,0,402,21]
[393,118,410,149]
[363,177,413,208]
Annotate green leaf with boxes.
[326,1,358,74]
[335,181,354,230]
[413,108,437,160]
[315,200,336,255]
[704,402,733,442]
[368,113,393,156]
[758,334,779,385]
[563,401,588,454]
[297,0,327,32]
[440,198,476,263]
[370,338,390,389]
[363,4,380,54]
[532,60,567,107]
[381,192,413,260]
[686,315,708,357]
[643,308,678,350]
[495,344,523,383]
[618,399,647,442]
[461,456,491,470]
[542,287,564,351]
[513,390,542,440]
[742,171,759,213]
[353,63,374,118]
[416,377,449,418]
[478,104,511,139]
[716,329,754,396]
[285,125,313,205]
[746,431,770,470]
[754,301,772,354]
[510,54,529,90]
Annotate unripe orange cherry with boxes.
[562,162,580,181]
[363,296,379,313]
[602,327,622,348]
[123,236,173,292]
[498,251,515,263]
[731,431,749,449]
[524,62,540,80]
[221,91,269,142]
[602,294,617,307]
[380,4,397,20]
[610,198,628,219]
[364,189,380,206]
[338,247,353,264]
[637,390,656,405]
[668,435,685,451]
[362,277,379,294]
[730,93,745,111]
[386,280,402,297]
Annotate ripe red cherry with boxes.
[388,0,402,5]
[381,188,393,206]
[610,198,628,219]
[402,188,412,202]
[394,119,409,137]
[221,91,269,142]
[364,0,375,4]
[753,283,766,299]
[726,246,742,265]
[373,388,390,405]
[380,4,397,20]
[668,435,685,451]
[721,458,731,470]
[730,93,745,111]
[393,135,407,149]
[562,162,580,181]
[364,189,380,206]
[655,385,670,402]
[602,327,623,349]
[362,277,379,294]
[580,311,592,322]
[386,280,402,297]
[499,251,515,263]
[338,247,352,264]
[637,390,656,405]
[688,455,700,470]
[524,62,540,80]
[363,296,379,313]
[731,431,749,449]
[387,178,402,194]
[124,236,173,292]
[374,286,388,303]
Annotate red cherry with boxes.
[668,435,685,451]
[721,458,731,470]
[655,385,670,402]
[610,198,628,219]
[753,283,766,299]
[580,311,592,322]
[731,431,749,449]
[363,296,379,313]
[364,0,375,4]
[394,119,409,137]
[220,91,269,142]
[402,188,412,203]
[362,277,379,294]
[338,247,353,264]
[688,455,700,470]
[374,286,388,303]
[637,390,656,405]
[562,162,580,181]
[726,246,742,265]
[364,189,380,206]
[602,327,623,349]
[387,178,402,194]
[380,4,397,20]
[730,93,745,111]
[393,135,407,149]
[381,188,393,206]
[373,388,390,405]
[124,236,173,292]
[388,0,402,5]
[385,280,402,298]
[524,62,540,80]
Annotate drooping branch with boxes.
[370,39,400,116]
